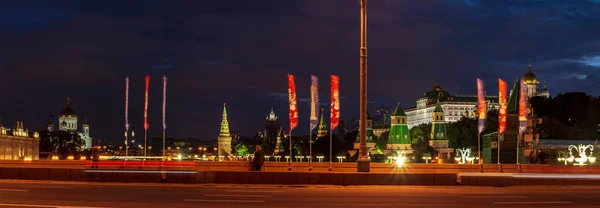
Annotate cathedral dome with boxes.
[60,106,77,117]
[424,81,451,105]
[523,65,538,84]
[60,98,77,117]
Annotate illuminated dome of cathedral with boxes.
[523,65,538,84]
[59,98,77,117]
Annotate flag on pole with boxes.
[518,79,528,134]
[309,75,319,131]
[477,78,486,133]
[288,74,298,131]
[162,75,167,130]
[498,78,507,134]
[144,75,150,130]
[330,75,340,130]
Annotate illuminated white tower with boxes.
[80,117,92,149]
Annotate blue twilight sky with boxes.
[0,0,600,143]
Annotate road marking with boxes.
[205,194,273,198]
[0,189,28,192]
[227,190,283,193]
[493,201,572,205]
[184,199,264,203]
[0,203,109,208]
[23,186,72,189]
[461,195,526,199]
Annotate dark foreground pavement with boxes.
[1,180,600,208]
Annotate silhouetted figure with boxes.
[535,149,549,164]
[253,146,265,171]
[92,146,100,168]
[528,151,536,164]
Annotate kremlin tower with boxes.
[387,103,412,153]
[217,103,232,159]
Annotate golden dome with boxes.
[523,65,538,84]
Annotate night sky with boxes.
[1,0,600,143]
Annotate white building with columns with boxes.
[405,64,549,129]
[405,82,499,129]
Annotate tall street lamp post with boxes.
[357,0,370,172]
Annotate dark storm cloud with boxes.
[1,0,600,142]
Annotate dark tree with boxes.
[39,130,84,159]
[410,123,434,162]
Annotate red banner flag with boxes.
[498,79,507,134]
[330,75,340,130]
[288,74,298,131]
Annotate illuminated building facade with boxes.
[0,121,40,160]
[405,81,499,129]
[263,107,280,148]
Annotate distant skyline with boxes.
[1,1,600,143]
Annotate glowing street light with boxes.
[395,151,407,167]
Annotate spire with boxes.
[434,99,444,113]
[277,127,284,138]
[47,114,54,125]
[266,106,277,121]
[66,97,70,106]
[507,79,520,114]
[319,108,325,126]
[392,103,406,116]
[83,117,89,127]
[367,111,372,120]
[219,103,230,137]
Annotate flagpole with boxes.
[329,127,333,171]
[288,130,293,171]
[478,132,482,172]
[309,129,312,171]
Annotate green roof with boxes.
[507,79,520,114]
[434,100,444,113]
[392,103,406,116]
[318,109,325,125]
[367,111,372,120]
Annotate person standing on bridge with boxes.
[535,148,549,164]
[91,145,100,169]
[253,146,265,171]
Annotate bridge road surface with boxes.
[1,180,599,208]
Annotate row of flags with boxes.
[287,74,340,133]
[476,78,529,135]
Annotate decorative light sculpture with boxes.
[569,144,596,166]
[557,150,572,165]
[455,148,474,164]
[422,152,432,164]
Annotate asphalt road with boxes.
[1,180,600,208]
